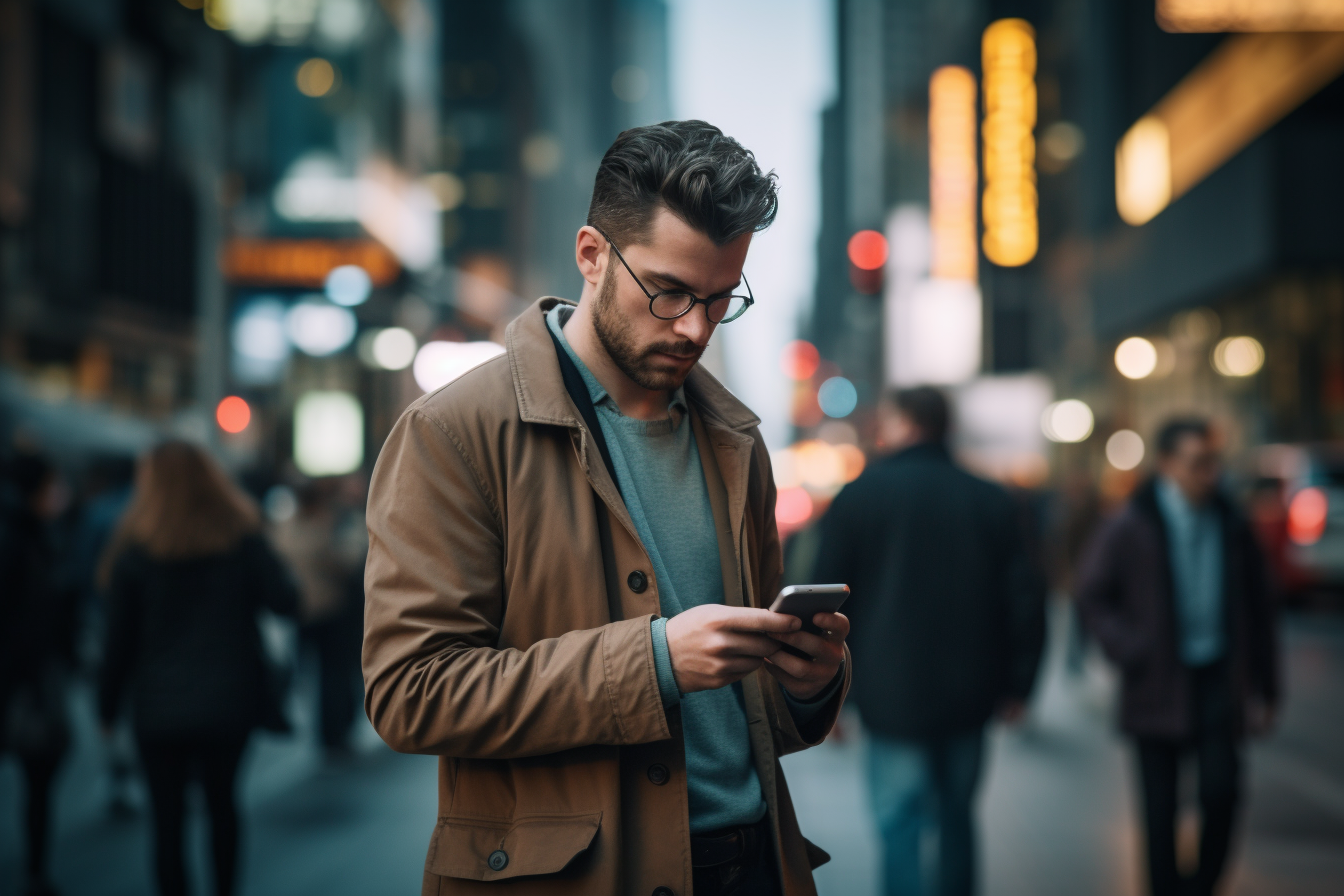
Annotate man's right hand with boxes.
[664,605,802,694]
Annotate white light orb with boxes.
[325,264,372,306]
[1114,336,1158,379]
[293,391,363,477]
[1212,336,1264,377]
[370,327,417,370]
[1042,399,1094,443]
[233,299,289,362]
[412,341,506,393]
[1106,429,1145,470]
[287,299,357,357]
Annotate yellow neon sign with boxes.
[929,66,978,282]
[981,19,1037,268]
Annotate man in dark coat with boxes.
[813,387,1045,896]
[1077,417,1279,896]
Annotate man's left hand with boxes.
[763,611,848,701]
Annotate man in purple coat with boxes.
[1077,417,1279,896]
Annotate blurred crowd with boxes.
[1,440,367,896]
[1,379,1299,896]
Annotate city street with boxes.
[3,607,1342,896]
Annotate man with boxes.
[812,387,1044,896]
[363,121,849,896]
[1078,418,1278,896]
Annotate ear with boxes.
[575,226,608,288]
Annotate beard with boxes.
[592,265,705,392]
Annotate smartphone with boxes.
[768,584,849,661]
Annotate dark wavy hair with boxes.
[587,120,779,247]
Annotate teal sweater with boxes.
[549,306,831,832]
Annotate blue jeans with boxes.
[866,730,985,896]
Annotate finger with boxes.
[713,656,765,681]
[771,630,844,662]
[764,647,826,681]
[719,631,786,658]
[718,607,803,633]
[810,612,850,638]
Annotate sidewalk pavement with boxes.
[4,608,1342,895]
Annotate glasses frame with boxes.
[594,227,754,324]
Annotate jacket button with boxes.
[652,889,675,896]
[647,763,669,785]
[627,570,648,593]
[487,850,508,871]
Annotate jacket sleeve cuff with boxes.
[650,616,682,708]
[781,661,844,725]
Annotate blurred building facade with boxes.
[804,0,1344,501]
[0,0,671,481]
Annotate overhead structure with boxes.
[1117,32,1344,225]
[981,18,1038,268]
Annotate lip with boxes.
[655,352,698,365]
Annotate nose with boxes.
[672,305,716,346]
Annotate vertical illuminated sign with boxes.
[929,66,978,282]
[981,19,1038,267]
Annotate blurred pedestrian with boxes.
[97,441,298,896]
[272,479,365,756]
[1,451,78,896]
[1077,418,1279,896]
[66,454,139,816]
[812,387,1046,896]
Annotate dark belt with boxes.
[691,817,770,868]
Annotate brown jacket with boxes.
[363,297,848,895]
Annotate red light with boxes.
[847,230,889,271]
[776,487,814,529]
[1288,487,1328,545]
[216,396,252,434]
[780,340,821,380]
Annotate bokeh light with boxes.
[233,299,289,362]
[817,376,858,418]
[412,341,506,393]
[1105,429,1145,470]
[287,299,357,357]
[325,264,372,306]
[780,340,821,380]
[1114,337,1158,379]
[1212,336,1264,377]
[835,443,866,481]
[847,230,889,271]
[293,391,363,477]
[371,328,418,370]
[1042,399,1094,443]
[1288,487,1328,546]
[296,58,337,97]
[775,487,814,529]
[216,396,251,434]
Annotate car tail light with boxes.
[1288,487,1328,545]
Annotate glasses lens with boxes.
[650,293,694,319]
[708,296,749,323]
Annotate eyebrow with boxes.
[644,269,742,297]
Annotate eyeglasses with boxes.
[595,228,754,324]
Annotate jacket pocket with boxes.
[425,812,602,881]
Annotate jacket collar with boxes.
[1133,476,1231,526]
[506,297,761,433]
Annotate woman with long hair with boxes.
[97,441,298,896]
